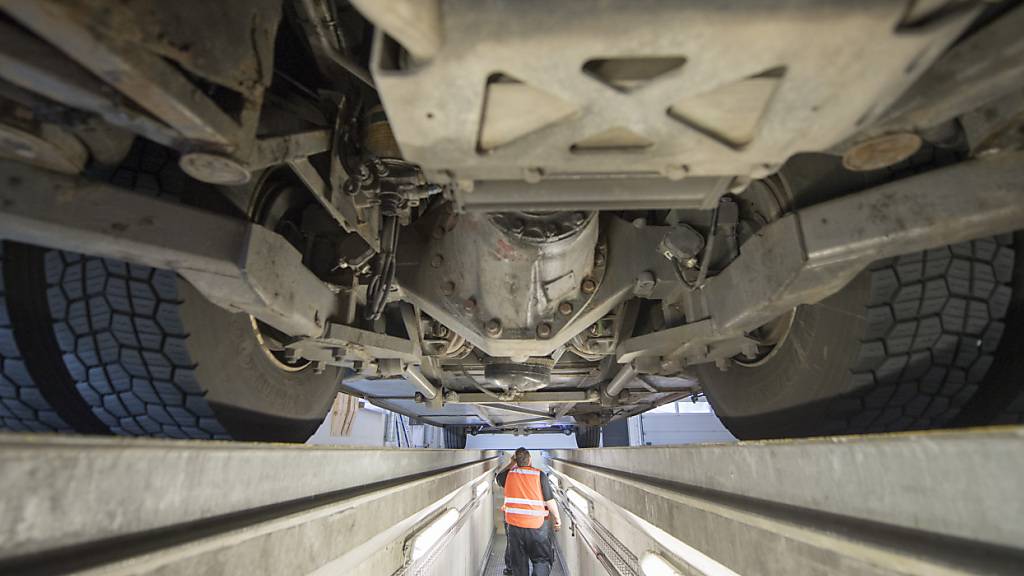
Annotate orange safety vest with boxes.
[503,466,549,529]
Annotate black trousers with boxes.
[504,522,513,570]
[506,521,553,576]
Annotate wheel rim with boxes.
[733,307,797,368]
[246,168,320,373]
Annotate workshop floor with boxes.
[481,531,567,576]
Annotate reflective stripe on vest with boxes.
[505,508,548,517]
[503,466,547,529]
[505,497,546,506]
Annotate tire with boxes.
[575,426,600,448]
[956,231,1024,426]
[40,250,342,441]
[2,141,343,441]
[443,426,467,449]
[697,237,1014,440]
[0,243,107,433]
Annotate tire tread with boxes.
[45,252,230,439]
[828,239,1013,432]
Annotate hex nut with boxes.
[636,271,656,291]
[581,277,597,294]
[486,319,503,336]
[536,323,553,338]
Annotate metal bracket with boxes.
[0,159,342,339]
[618,150,1024,369]
[444,390,600,405]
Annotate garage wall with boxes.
[633,412,735,445]
[306,404,387,446]
[466,433,578,450]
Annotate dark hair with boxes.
[514,447,531,467]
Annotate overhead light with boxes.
[566,489,590,515]
[411,508,460,561]
[641,552,683,576]
[475,480,490,498]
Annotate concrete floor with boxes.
[481,530,566,576]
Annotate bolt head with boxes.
[558,301,574,316]
[463,297,477,312]
[485,318,503,336]
[511,219,525,233]
[581,277,597,294]
[572,212,586,226]
[594,252,606,266]
[636,271,656,290]
[441,281,456,296]
[430,254,444,268]
[536,323,553,338]
[685,257,698,269]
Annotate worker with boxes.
[495,447,561,576]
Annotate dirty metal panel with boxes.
[368,0,978,183]
[1,0,278,149]
[32,0,282,98]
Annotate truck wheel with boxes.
[575,426,601,448]
[697,237,1014,440]
[2,142,342,441]
[38,248,342,441]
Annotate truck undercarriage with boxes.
[1,0,1023,444]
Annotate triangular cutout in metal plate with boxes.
[667,67,786,149]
